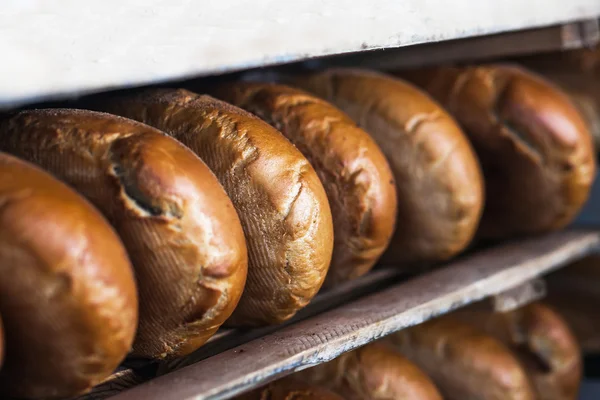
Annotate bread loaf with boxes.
[292,69,483,265]
[213,82,397,286]
[237,378,345,400]
[0,109,248,359]
[453,302,582,400]
[298,342,442,400]
[398,65,596,239]
[98,90,334,325]
[0,152,137,399]
[521,70,600,152]
[389,317,536,400]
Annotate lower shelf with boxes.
[89,228,600,400]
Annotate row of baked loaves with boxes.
[0,62,596,399]
[242,300,581,400]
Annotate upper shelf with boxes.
[1,1,600,109]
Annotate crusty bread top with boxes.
[0,109,248,359]
[213,82,397,286]
[293,69,484,265]
[399,64,596,239]
[102,89,334,325]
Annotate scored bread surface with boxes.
[399,65,596,239]
[294,69,484,265]
[101,90,334,325]
[214,82,397,286]
[0,109,248,359]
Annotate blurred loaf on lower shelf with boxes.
[236,378,345,400]
[452,302,582,400]
[297,342,442,400]
[388,316,536,400]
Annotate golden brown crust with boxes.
[101,89,334,325]
[398,64,596,240]
[453,302,582,400]
[526,70,600,152]
[0,109,248,359]
[213,82,397,286]
[0,153,137,399]
[292,68,484,266]
[298,342,442,400]
[237,378,345,400]
[389,317,536,400]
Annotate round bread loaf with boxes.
[298,342,442,400]
[293,69,483,265]
[398,65,596,240]
[99,90,334,325]
[0,109,248,359]
[237,378,345,400]
[453,302,582,400]
[213,82,397,286]
[0,152,137,399]
[389,317,536,400]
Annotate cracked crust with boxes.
[0,153,137,399]
[452,302,582,400]
[101,89,334,326]
[297,342,442,400]
[389,317,536,400]
[399,64,596,240]
[0,109,248,359]
[212,82,397,286]
[237,378,345,400]
[293,69,484,265]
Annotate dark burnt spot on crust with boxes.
[111,162,165,217]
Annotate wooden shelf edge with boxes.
[101,229,600,400]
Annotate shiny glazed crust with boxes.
[453,302,582,400]
[399,64,596,239]
[0,110,248,359]
[102,90,334,325]
[0,153,137,399]
[389,317,536,400]
[237,378,345,400]
[298,342,442,400]
[213,82,397,286]
[293,68,484,265]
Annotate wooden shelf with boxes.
[1,1,599,109]
[80,229,600,400]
